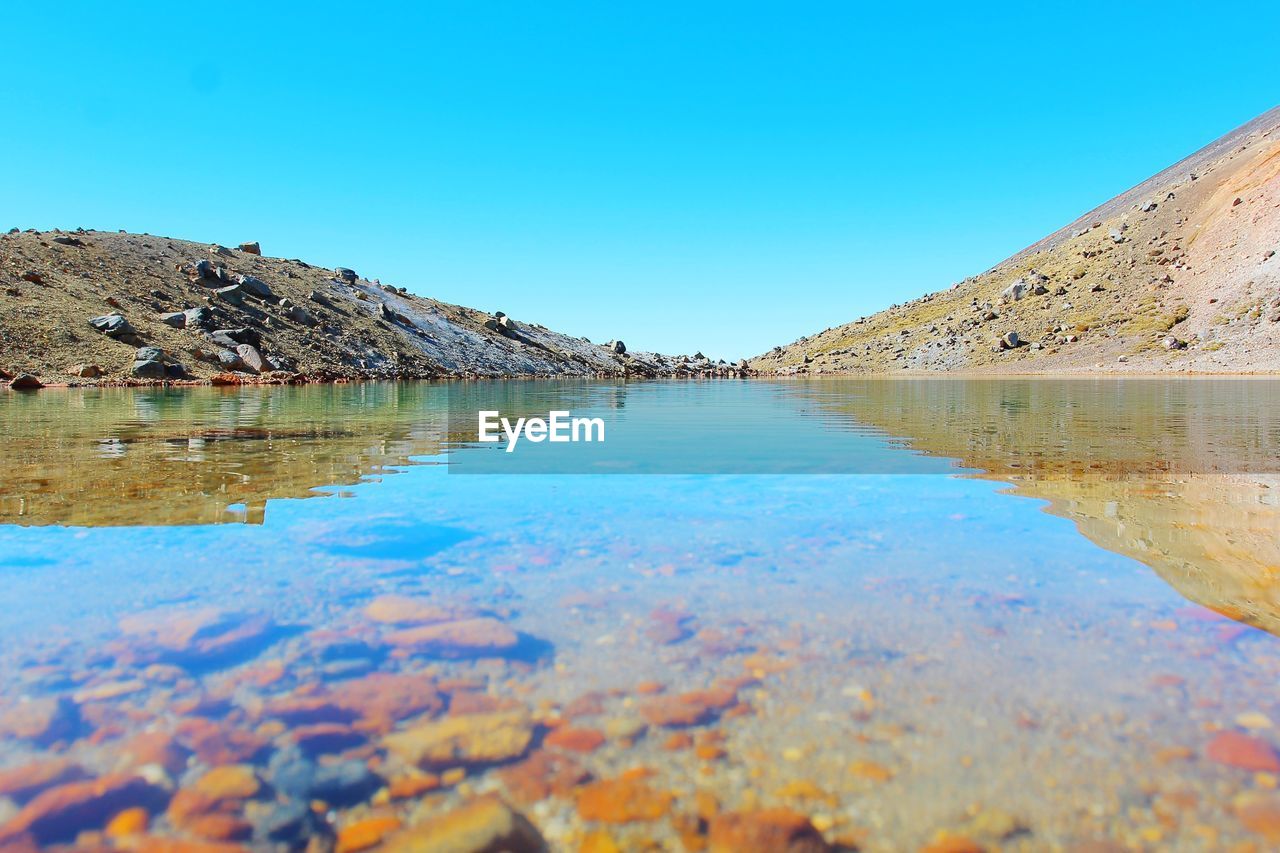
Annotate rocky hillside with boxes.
[0,231,742,388]
[752,106,1280,374]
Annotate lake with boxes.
[1,379,1279,851]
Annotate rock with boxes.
[1109,228,1124,244]
[499,315,519,332]
[235,344,266,374]
[0,697,80,744]
[184,307,213,329]
[999,331,1021,350]
[7,374,43,390]
[576,777,674,823]
[1162,336,1187,350]
[334,267,358,283]
[1206,731,1280,772]
[326,671,446,731]
[308,759,380,807]
[708,809,832,852]
[115,607,276,668]
[640,684,740,727]
[543,726,606,753]
[51,235,83,246]
[255,799,323,844]
[235,275,273,300]
[0,759,89,804]
[132,359,167,379]
[383,617,519,656]
[159,312,187,329]
[0,772,168,845]
[1000,279,1029,302]
[284,305,318,326]
[210,328,261,348]
[191,765,260,802]
[337,816,403,853]
[193,259,215,280]
[383,710,534,769]
[216,349,246,371]
[19,271,43,284]
[379,795,547,853]
[363,594,465,625]
[609,340,627,354]
[89,313,135,338]
[135,346,165,362]
[238,241,261,255]
[213,285,246,305]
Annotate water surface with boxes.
[1,380,1278,851]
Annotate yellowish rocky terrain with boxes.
[753,107,1280,374]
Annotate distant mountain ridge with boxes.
[753,106,1280,374]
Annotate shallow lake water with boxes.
[1,379,1279,851]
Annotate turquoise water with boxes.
[1,380,1279,850]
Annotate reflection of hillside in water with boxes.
[0,385,454,527]
[800,379,1280,634]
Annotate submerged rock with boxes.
[383,710,533,769]
[379,795,547,853]
[383,617,519,656]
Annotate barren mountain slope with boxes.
[0,231,737,386]
[752,107,1280,374]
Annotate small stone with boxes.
[1207,731,1280,772]
[0,697,80,744]
[576,777,674,824]
[544,726,606,753]
[383,710,533,769]
[104,806,150,838]
[383,617,519,656]
[19,271,43,284]
[89,313,135,338]
[72,364,103,379]
[337,816,403,853]
[0,772,168,845]
[192,765,260,802]
[707,809,832,852]
[379,794,546,853]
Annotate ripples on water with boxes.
[0,380,1278,850]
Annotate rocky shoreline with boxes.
[1,229,750,391]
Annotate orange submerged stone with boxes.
[1206,731,1280,772]
[544,726,606,753]
[336,816,403,853]
[707,809,832,852]
[576,777,674,823]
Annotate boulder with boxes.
[1000,331,1021,350]
[1000,278,1030,302]
[159,312,187,329]
[8,373,43,390]
[216,349,246,371]
[235,274,274,300]
[235,344,266,374]
[284,305,318,326]
[193,259,214,280]
[238,241,261,255]
[131,359,167,379]
[213,285,245,305]
[379,795,547,853]
[610,340,626,354]
[210,328,261,348]
[72,364,102,379]
[88,314,135,338]
[334,267,358,283]
[184,306,213,329]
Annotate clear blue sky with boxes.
[3,3,1277,360]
